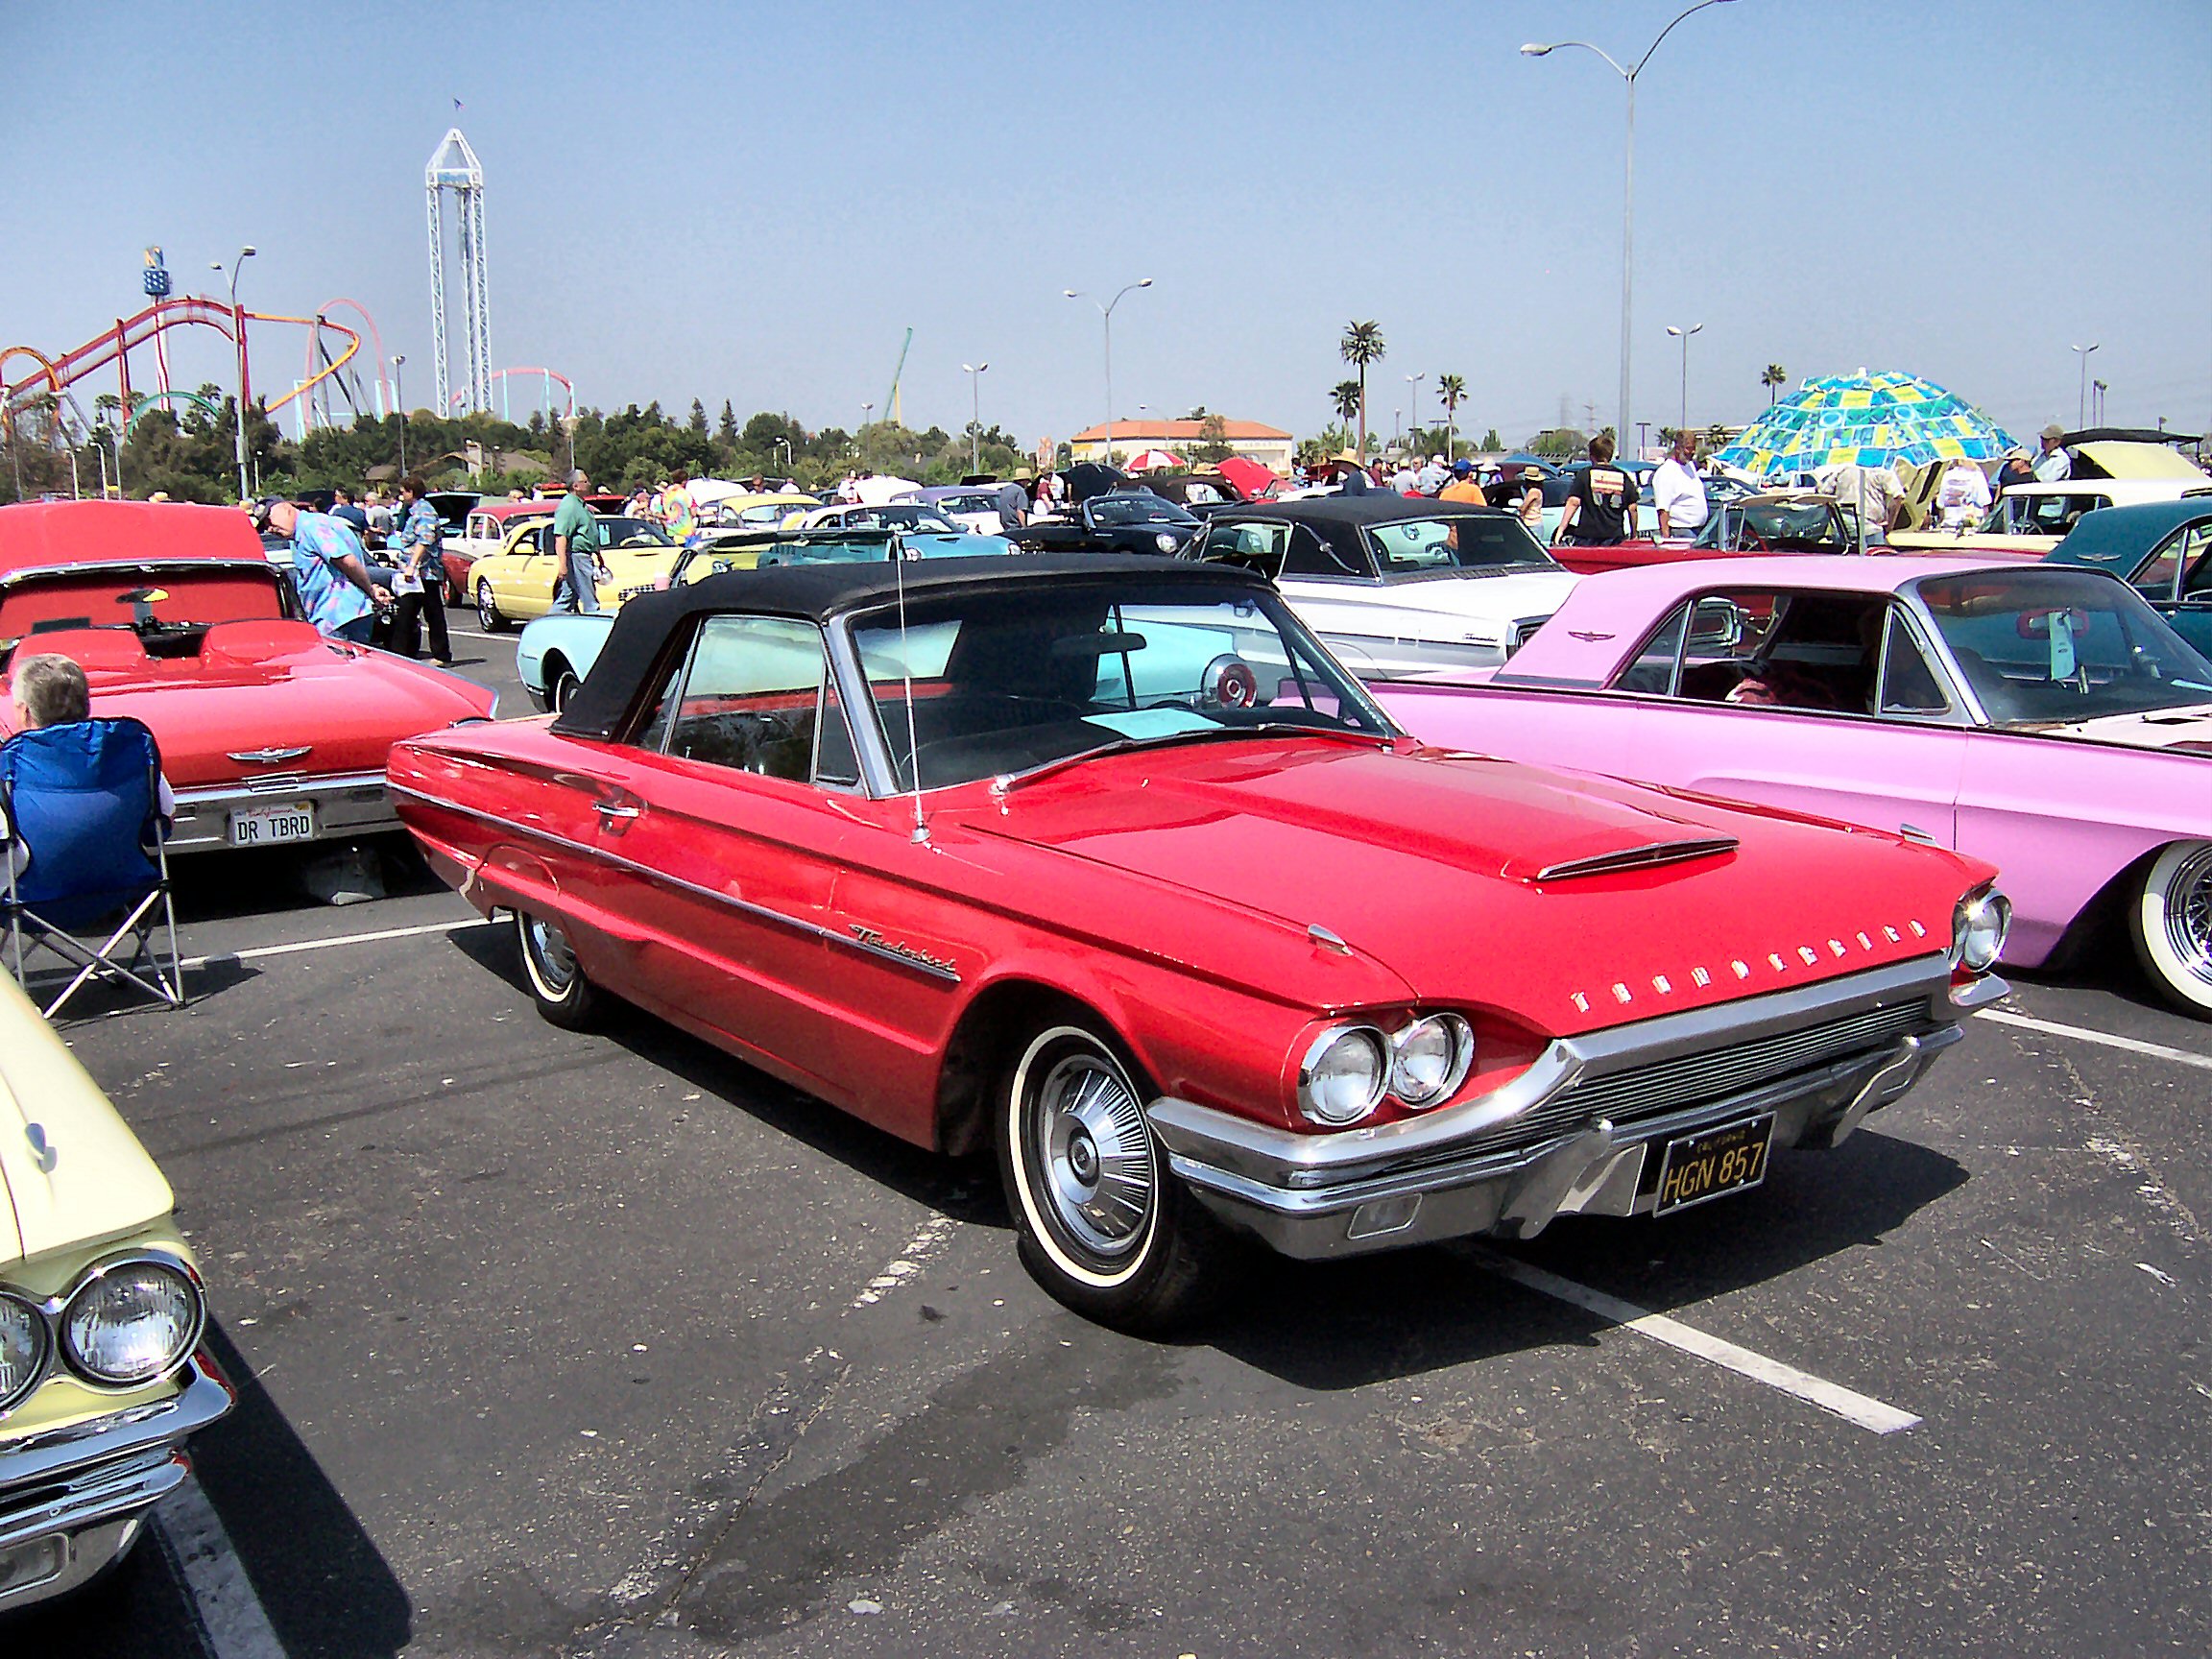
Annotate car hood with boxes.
[26,620,495,788]
[0,976,173,1268]
[951,741,1976,1035]
[2032,702,2212,751]
[1283,570,1578,636]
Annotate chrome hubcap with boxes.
[2164,847,2212,984]
[1032,1052,1154,1260]
[525,916,576,994]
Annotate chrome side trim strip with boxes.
[386,780,962,984]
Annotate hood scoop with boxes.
[1523,835,1741,883]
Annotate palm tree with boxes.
[1436,373,1466,461]
[1339,321,1386,458]
[1761,364,1788,404]
[1330,379,1362,431]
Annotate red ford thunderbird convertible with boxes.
[388,555,2007,1329]
[0,499,497,853]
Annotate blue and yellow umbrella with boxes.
[1717,371,2019,477]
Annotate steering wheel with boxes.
[1737,527,1773,552]
[1200,654,1260,710]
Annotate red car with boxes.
[0,500,497,854]
[388,555,2006,1329]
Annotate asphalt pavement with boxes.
[12,628,2212,1658]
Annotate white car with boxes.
[1190,497,1578,678]
[795,502,968,535]
[895,489,1010,534]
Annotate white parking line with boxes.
[848,1213,960,1310]
[1469,1248,1922,1435]
[154,1475,287,1659]
[182,916,492,971]
[1977,1007,2212,1071]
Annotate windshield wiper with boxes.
[990,721,1388,796]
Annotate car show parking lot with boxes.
[9,620,2210,1656]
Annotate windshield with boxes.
[595,517,674,548]
[1367,514,1558,574]
[849,581,1394,789]
[1915,568,2212,727]
[1088,494,1194,527]
[1703,500,1845,552]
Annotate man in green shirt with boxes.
[551,470,605,613]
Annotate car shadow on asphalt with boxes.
[445,926,1009,1228]
[1204,1126,1967,1390]
[186,1318,415,1658]
[167,833,448,925]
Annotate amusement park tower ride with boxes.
[424,129,491,416]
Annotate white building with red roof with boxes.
[1069,418,1294,474]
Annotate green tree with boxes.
[687,397,709,434]
[1761,364,1788,404]
[1194,413,1232,465]
[1436,373,1466,461]
[1337,321,1386,462]
[1480,427,1502,452]
[1330,380,1362,432]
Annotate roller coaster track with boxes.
[1,296,360,425]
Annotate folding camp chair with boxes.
[0,716,186,1018]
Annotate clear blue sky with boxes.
[6,0,2207,452]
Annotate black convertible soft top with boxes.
[551,552,1273,741]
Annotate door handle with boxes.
[595,800,642,826]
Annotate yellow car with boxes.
[0,972,230,1610]
[469,514,680,630]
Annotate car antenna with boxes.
[894,549,928,844]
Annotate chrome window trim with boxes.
[0,1248,207,1422]
[386,781,961,983]
[0,559,282,588]
[1874,604,1971,726]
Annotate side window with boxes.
[1615,602,1689,694]
[630,646,689,752]
[1201,521,1289,577]
[666,615,833,783]
[1876,610,1953,717]
[1282,526,1365,578]
[2134,528,2187,601]
[2179,525,2212,598]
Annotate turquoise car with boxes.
[517,528,1019,712]
[2042,498,2212,659]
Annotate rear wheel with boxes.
[996,1014,1236,1331]
[517,909,596,1027]
[2132,842,2212,1017]
[476,579,506,632]
[548,662,581,714]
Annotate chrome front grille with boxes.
[1472,999,1929,1154]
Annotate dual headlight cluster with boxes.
[1952,885,2010,974]
[1300,1013,1477,1126]
[0,1253,204,1419]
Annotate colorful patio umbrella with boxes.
[1122,448,1184,473]
[1715,371,2019,478]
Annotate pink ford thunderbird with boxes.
[1372,557,2212,1016]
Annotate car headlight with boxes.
[0,1293,48,1414]
[61,1258,203,1387]
[1391,1014,1476,1108]
[1299,1025,1388,1125]
[1951,886,2010,973]
[1154,532,1177,553]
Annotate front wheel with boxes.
[2132,842,2212,1017]
[549,665,581,714]
[996,1017,1237,1331]
[517,908,597,1027]
[476,579,507,632]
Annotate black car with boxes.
[1011,489,1205,557]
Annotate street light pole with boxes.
[1523,0,1735,460]
[1066,279,1152,460]
[2092,379,2107,425]
[212,245,256,500]
[961,362,990,474]
[1665,323,1703,436]
[2072,344,2100,430]
[392,353,407,473]
[1406,373,1425,453]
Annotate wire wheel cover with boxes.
[2162,846,2212,982]
[1029,1051,1156,1261]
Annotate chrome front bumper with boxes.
[166,771,397,854]
[1147,958,2000,1262]
[0,1351,236,1611]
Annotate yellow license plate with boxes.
[1654,1115,1773,1215]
